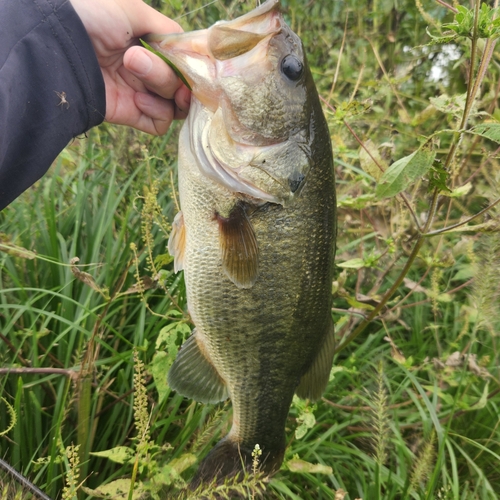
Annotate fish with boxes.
[146,0,336,485]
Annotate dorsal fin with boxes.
[216,203,258,289]
[295,321,336,401]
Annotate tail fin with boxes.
[190,437,284,488]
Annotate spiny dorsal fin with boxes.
[167,211,186,273]
[168,330,228,404]
[295,321,335,401]
[216,203,258,289]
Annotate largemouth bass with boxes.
[147,0,336,484]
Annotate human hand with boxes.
[70,0,191,135]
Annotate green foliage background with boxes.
[1,0,500,499]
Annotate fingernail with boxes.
[129,52,153,77]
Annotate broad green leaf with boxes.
[422,385,455,406]
[430,93,466,116]
[295,409,316,439]
[90,446,134,464]
[329,366,344,381]
[440,5,500,39]
[296,427,310,441]
[411,104,438,127]
[472,381,489,410]
[299,411,316,428]
[345,297,375,311]
[469,123,500,144]
[461,304,480,323]
[331,100,371,123]
[155,322,191,350]
[286,459,333,475]
[442,6,474,38]
[153,322,191,402]
[376,142,436,199]
[154,253,174,268]
[429,164,451,193]
[81,478,145,499]
[441,182,472,198]
[415,29,457,48]
[338,193,377,209]
[452,264,477,281]
[432,292,452,303]
[156,454,197,486]
[169,453,197,474]
[151,351,171,403]
[293,426,316,444]
[337,258,365,269]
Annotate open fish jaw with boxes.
[145,0,282,110]
[145,0,311,204]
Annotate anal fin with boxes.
[296,321,335,401]
[168,330,228,404]
[216,203,258,289]
[168,212,186,273]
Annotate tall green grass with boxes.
[1,1,500,499]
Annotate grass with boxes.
[1,0,500,499]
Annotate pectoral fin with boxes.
[295,322,335,401]
[168,330,228,404]
[167,212,186,273]
[216,203,258,289]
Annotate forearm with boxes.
[0,0,105,210]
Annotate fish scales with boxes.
[147,0,336,485]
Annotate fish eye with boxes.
[280,55,304,82]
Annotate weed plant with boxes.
[1,1,500,499]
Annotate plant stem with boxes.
[319,95,422,231]
[128,455,140,500]
[0,367,78,378]
[0,458,52,500]
[335,236,424,353]
[335,187,440,354]
[434,0,458,13]
[335,0,497,354]
[425,197,500,236]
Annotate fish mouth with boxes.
[144,0,282,110]
[145,0,303,206]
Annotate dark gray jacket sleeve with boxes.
[0,0,106,211]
